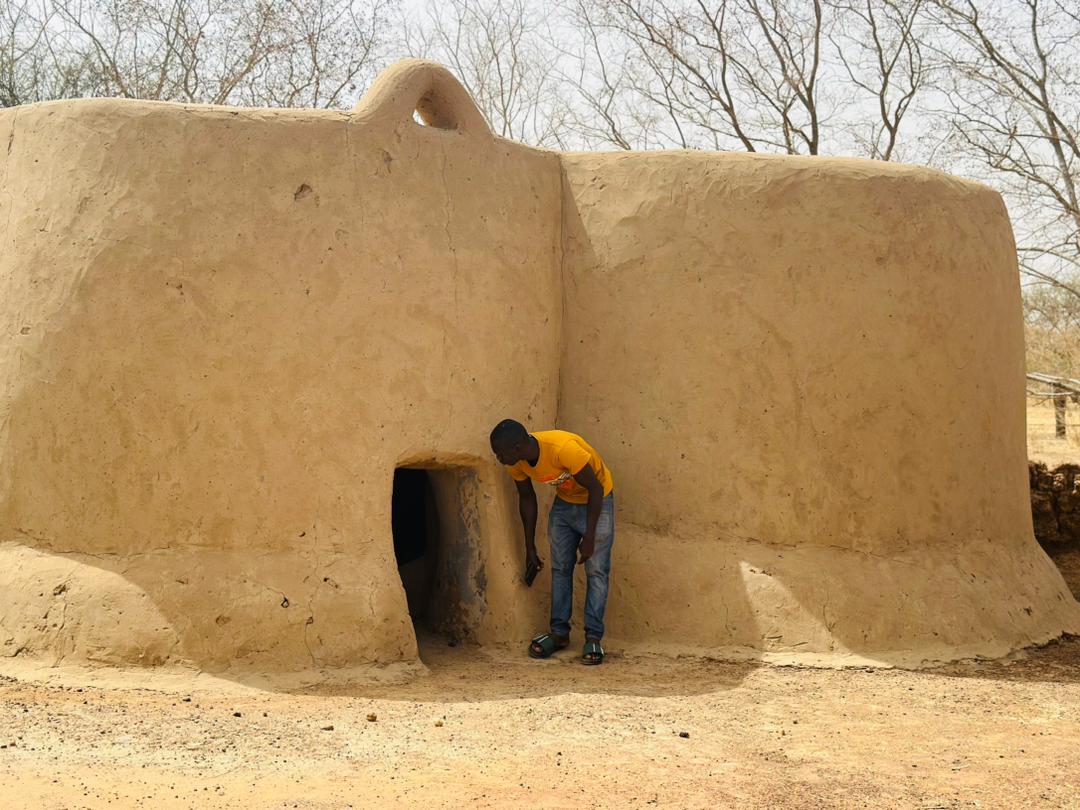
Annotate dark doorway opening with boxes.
[391,463,487,656]
[392,468,440,629]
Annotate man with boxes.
[489,419,615,665]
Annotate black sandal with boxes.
[528,634,569,659]
[582,639,604,665]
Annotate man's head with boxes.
[490,419,533,466]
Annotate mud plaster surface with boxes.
[0,59,1078,677]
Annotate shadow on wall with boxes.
[0,460,507,691]
[0,503,764,697]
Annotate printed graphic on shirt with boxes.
[539,472,574,490]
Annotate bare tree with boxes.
[252,0,392,107]
[563,0,939,158]
[560,15,624,147]
[1025,277,1080,378]
[1,0,392,109]
[0,1,93,106]
[828,0,925,161]
[403,0,571,146]
[929,0,1080,295]
[563,0,835,152]
[561,2,659,149]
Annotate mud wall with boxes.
[0,62,557,673]
[2,60,1078,674]
[559,152,1080,663]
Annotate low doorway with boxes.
[391,464,486,648]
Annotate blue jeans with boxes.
[548,493,615,640]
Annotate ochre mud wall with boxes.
[558,151,1080,663]
[1,60,1077,675]
[0,62,558,672]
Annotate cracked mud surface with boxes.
[2,636,1080,809]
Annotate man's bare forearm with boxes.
[583,484,603,543]
[519,491,538,549]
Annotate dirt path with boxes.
[3,636,1080,810]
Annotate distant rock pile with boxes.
[1030,462,1080,548]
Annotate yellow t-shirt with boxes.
[506,430,614,504]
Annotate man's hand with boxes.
[577,536,595,566]
[516,479,540,581]
[571,463,605,567]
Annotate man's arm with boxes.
[515,478,542,570]
[572,464,605,565]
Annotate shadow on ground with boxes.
[299,632,760,702]
[301,634,1080,701]
[1047,547,1080,600]
[927,635,1080,685]
[919,548,1080,684]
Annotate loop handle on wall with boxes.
[353,59,492,139]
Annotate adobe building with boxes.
[1,60,1077,675]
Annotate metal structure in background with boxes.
[1028,373,1080,438]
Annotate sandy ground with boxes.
[3,628,1080,810]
